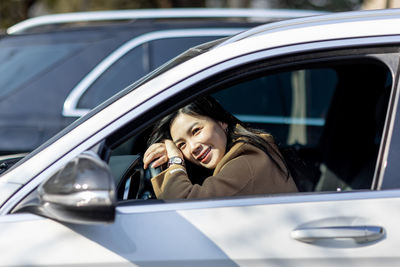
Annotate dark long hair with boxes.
[147,96,291,181]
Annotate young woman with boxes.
[143,96,298,199]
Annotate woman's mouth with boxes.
[198,147,211,163]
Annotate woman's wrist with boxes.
[168,156,184,167]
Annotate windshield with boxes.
[0,36,85,98]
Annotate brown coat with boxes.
[151,140,298,199]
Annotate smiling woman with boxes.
[143,96,298,199]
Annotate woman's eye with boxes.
[177,143,186,150]
[192,127,201,135]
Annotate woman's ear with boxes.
[218,121,228,132]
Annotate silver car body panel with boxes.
[0,213,130,266]
[216,8,400,47]
[2,9,400,213]
[0,182,21,206]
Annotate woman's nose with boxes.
[189,141,202,156]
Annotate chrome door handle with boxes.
[291,226,384,244]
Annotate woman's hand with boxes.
[143,143,167,169]
[143,140,183,169]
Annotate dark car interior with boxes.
[100,53,392,201]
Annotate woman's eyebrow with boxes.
[173,122,198,144]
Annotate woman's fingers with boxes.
[143,140,184,169]
[149,155,168,169]
[143,143,167,169]
[144,143,166,159]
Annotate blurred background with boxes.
[1,0,399,33]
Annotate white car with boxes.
[1,8,400,266]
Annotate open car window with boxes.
[102,51,393,202]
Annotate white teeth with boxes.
[199,147,210,160]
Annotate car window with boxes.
[103,55,392,201]
[212,68,336,148]
[212,61,391,192]
[77,36,226,110]
[0,42,84,98]
[77,44,147,110]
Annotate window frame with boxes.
[104,46,398,203]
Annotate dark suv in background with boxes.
[0,8,323,155]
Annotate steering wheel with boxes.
[134,163,162,200]
[117,157,162,200]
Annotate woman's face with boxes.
[170,113,228,169]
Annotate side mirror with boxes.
[37,151,116,224]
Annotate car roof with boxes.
[217,8,400,48]
[7,8,327,34]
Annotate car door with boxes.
[2,192,399,266]
[2,39,400,266]
[60,44,396,265]
[108,48,399,266]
